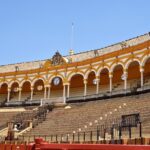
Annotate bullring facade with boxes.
[0,33,150,103]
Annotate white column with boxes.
[30,87,34,100]
[109,74,113,93]
[47,85,51,99]
[18,87,22,101]
[96,77,100,94]
[7,88,11,102]
[44,86,47,99]
[140,67,144,87]
[63,85,66,103]
[67,84,70,98]
[84,79,87,96]
[124,71,128,90]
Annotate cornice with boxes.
[0,40,149,78]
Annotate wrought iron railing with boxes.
[18,120,143,143]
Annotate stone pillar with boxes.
[84,79,87,96]
[63,84,66,103]
[96,76,100,94]
[109,73,113,93]
[44,86,47,99]
[7,88,11,102]
[47,85,51,99]
[67,83,70,98]
[123,71,128,90]
[30,87,34,100]
[140,67,144,87]
[18,87,22,101]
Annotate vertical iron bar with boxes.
[139,122,142,138]
[104,128,106,141]
[90,131,93,143]
[97,125,99,141]
[129,125,131,139]
[83,132,85,142]
[73,133,74,142]
[78,132,80,143]
[56,135,57,143]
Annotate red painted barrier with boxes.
[12,145,26,150]
[0,138,150,150]
[27,144,35,150]
[0,144,5,150]
[0,143,35,150]
[34,138,150,150]
[5,144,12,150]
[36,143,150,150]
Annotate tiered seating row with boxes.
[0,112,19,128]
[22,92,150,140]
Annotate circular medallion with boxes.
[121,74,128,81]
[93,79,97,85]
[13,87,19,92]
[37,85,43,91]
[53,77,60,85]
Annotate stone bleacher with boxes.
[0,106,39,131]
[0,111,19,128]
[0,94,7,104]
[21,92,150,141]
[32,92,44,100]
[20,92,30,101]
[9,93,19,101]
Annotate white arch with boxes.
[9,80,20,88]
[31,78,45,87]
[96,66,110,76]
[0,82,9,88]
[68,72,84,82]
[110,63,124,73]
[125,59,141,70]
[84,70,96,80]
[49,75,64,84]
[141,55,150,67]
[20,80,32,87]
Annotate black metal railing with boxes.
[17,121,144,143]
[12,104,54,131]
[15,113,144,143]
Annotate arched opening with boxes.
[112,65,124,91]
[21,81,31,101]
[128,61,141,89]
[33,79,44,100]
[70,74,84,97]
[99,68,109,93]
[144,57,150,85]
[50,77,63,98]
[10,82,19,101]
[0,83,8,102]
[87,71,96,95]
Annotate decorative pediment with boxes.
[51,51,66,66]
[43,51,69,68]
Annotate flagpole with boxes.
[71,22,74,50]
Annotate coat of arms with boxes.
[51,51,65,66]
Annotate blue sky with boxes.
[0,0,150,65]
